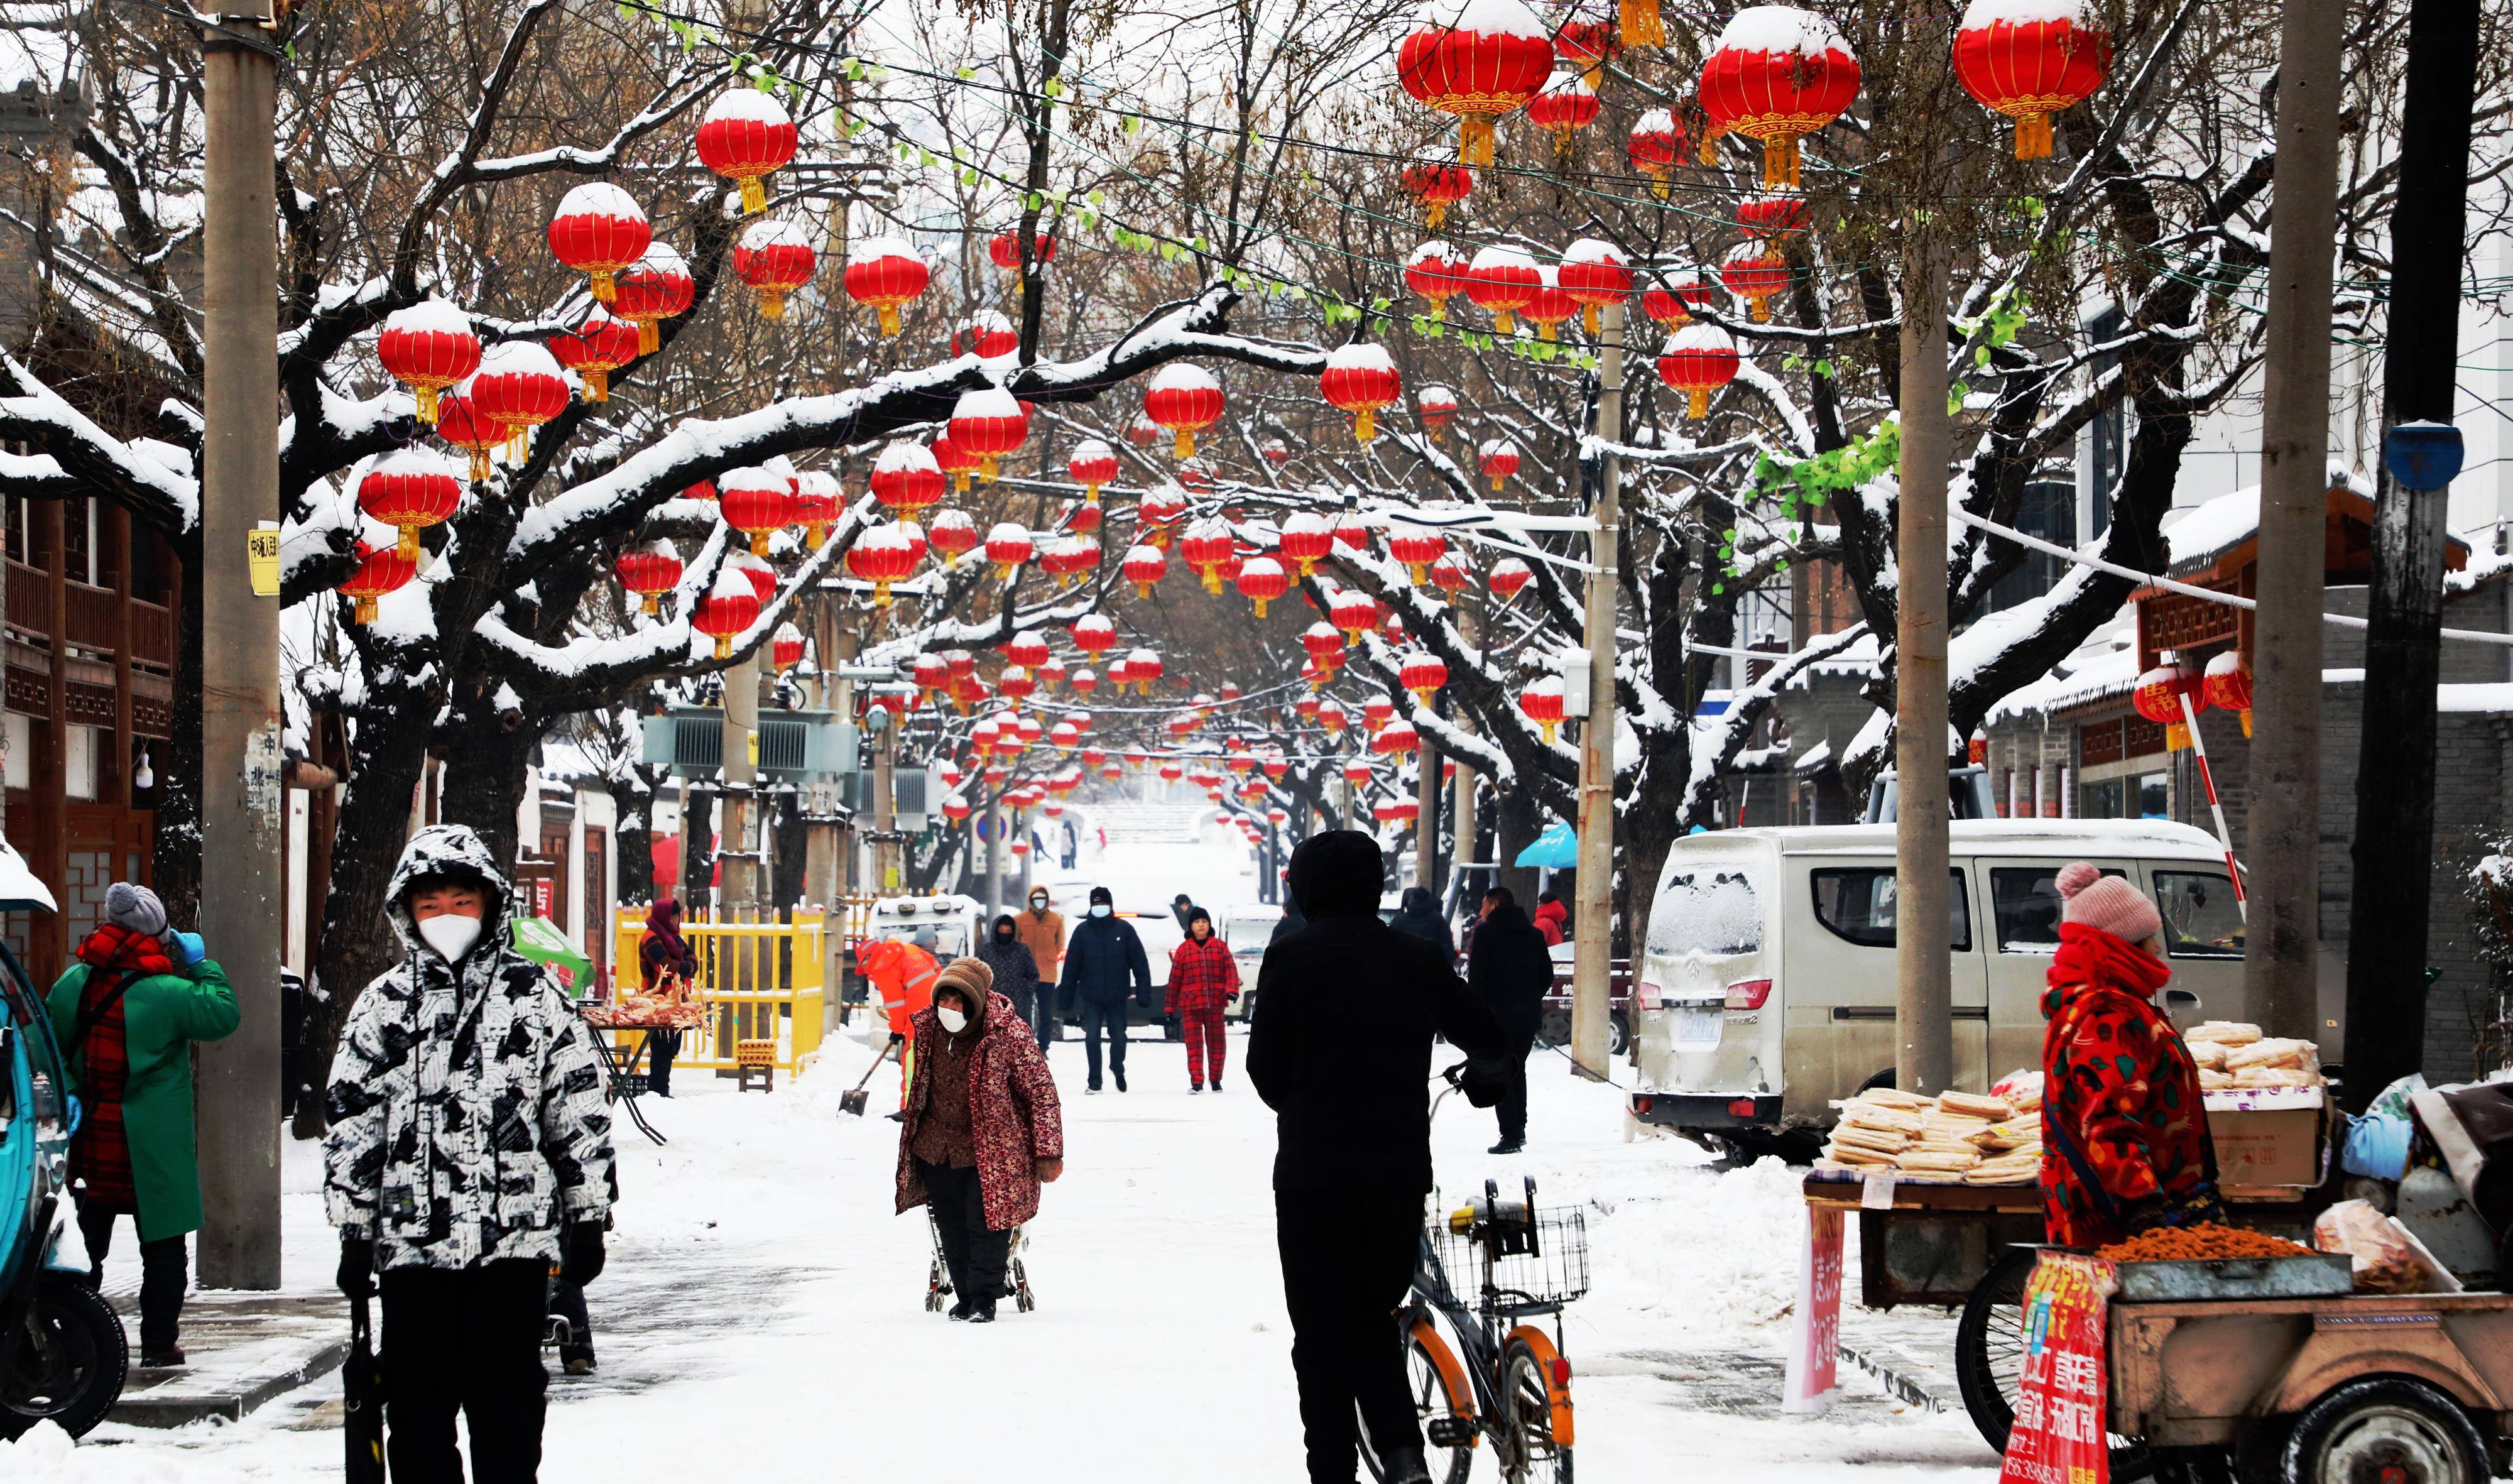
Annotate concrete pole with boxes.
[1894,232,1954,1098]
[2245,0,2345,1038]
[194,27,283,1290]
[1571,300,1626,1081]
[1415,741,1441,895]
[984,787,1006,919]
[872,721,897,893]
[719,655,760,914]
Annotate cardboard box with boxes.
[2205,1087,2328,1192]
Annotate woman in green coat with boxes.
[46,882,239,1367]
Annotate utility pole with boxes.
[194,14,282,1290]
[717,655,760,914]
[1570,300,1625,1081]
[1415,734,1441,895]
[2246,0,2347,1039]
[983,785,1005,919]
[1894,230,1954,1098]
[871,716,897,893]
[2343,0,2480,1110]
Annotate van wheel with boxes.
[1711,1128,1823,1165]
[1606,1012,1630,1058]
[2280,1379,2488,1484]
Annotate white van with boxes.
[1627,819,2279,1153]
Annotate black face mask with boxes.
[995,929,1014,943]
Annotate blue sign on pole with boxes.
[2384,422,2464,493]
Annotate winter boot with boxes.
[1191,1083,1204,1094]
[968,1298,998,1324]
[949,1297,974,1321]
[1489,1138,1525,1155]
[564,1357,594,1376]
[1114,1068,1128,1093]
[140,1348,185,1369]
[1381,1445,1434,1484]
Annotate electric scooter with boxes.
[0,838,128,1439]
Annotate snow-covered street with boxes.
[9,1015,1999,1483]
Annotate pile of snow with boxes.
[1586,1157,1813,1336]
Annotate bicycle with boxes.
[1359,1066,1587,1484]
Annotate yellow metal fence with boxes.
[610,908,832,1074]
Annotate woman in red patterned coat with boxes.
[895,958,1064,1322]
[1166,907,1240,1093]
[2041,862,2220,1248]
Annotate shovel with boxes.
[839,1039,897,1117]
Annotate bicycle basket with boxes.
[1430,1206,1589,1306]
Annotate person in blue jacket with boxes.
[1056,886,1150,1094]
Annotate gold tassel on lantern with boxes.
[1458,116,1495,167]
[1355,407,1377,441]
[1583,305,1601,336]
[1491,309,1515,334]
[757,288,788,320]
[1763,135,1799,190]
[1687,388,1709,418]
[466,448,491,483]
[2014,111,2053,161]
[395,525,420,561]
[1426,200,1448,230]
[584,369,610,401]
[1750,298,1770,324]
[2166,721,2191,752]
[2238,707,2252,738]
[1618,0,1664,47]
[590,269,616,304]
[739,177,768,216]
[1172,430,1196,459]
[415,386,441,425]
[1699,125,1724,166]
[878,305,903,336]
[637,320,660,354]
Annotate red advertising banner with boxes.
[1998,1252,2119,1484]
[1781,1204,1845,1412]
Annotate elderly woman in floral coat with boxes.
[895,958,1064,1322]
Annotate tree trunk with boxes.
[153,531,205,922]
[1495,787,1542,908]
[679,787,717,907]
[609,773,653,908]
[437,721,538,873]
[771,787,809,915]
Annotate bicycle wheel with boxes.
[1358,1318,1474,1484]
[1502,1338,1571,1484]
[1954,1245,2151,1481]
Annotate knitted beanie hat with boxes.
[2055,861,2162,946]
[106,881,168,938]
[935,956,994,1012]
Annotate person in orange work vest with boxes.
[858,929,940,1113]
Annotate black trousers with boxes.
[1495,1040,1532,1143]
[380,1259,550,1484]
[920,1160,1011,1304]
[77,1204,186,1357]
[1277,1188,1423,1484]
[548,1277,594,1367]
[646,1028,680,1096]
[1081,1000,1128,1087]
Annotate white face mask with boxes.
[418,912,482,963]
[1090,903,1111,918]
[1030,898,1049,911]
[936,1005,968,1034]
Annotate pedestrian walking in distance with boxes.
[896,958,1064,1323]
[1012,887,1066,1049]
[976,914,1043,1034]
[1248,831,1508,1484]
[1390,886,1453,960]
[1167,907,1240,1093]
[1532,891,1569,946]
[1057,886,1150,1094]
[1468,887,1552,1155]
[325,824,616,1484]
[636,896,699,1097]
[47,881,239,1368]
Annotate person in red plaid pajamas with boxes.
[1166,907,1240,1093]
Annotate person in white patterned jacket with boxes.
[322,822,616,1483]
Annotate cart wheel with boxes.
[0,1270,129,1441]
[2279,1378,2488,1484]
[1956,1245,2154,1481]
[1502,1336,1572,1484]
[1359,1316,1473,1484]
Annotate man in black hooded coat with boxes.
[1468,887,1554,1155]
[1248,831,1507,1484]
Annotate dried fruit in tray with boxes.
[2094,1222,2315,1263]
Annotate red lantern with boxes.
[2133,663,2204,751]
[790,470,841,546]
[1417,385,1461,436]
[949,388,1028,481]
[1720,241,1790,323]
[611,243,695,354]
[1330,588,1380,647]
[1465,244,1541,334]
[1334,513,1373,551]
[984,521,1034,580]
[1698,7,1862,188]
[1737,191,1811,241]
[1371,721,1420,758]
[357,449,463,561]
[1478,438,1521,492]
[1524,70,1599,149]
[2203,651,2254,737]
[1000,630,1050,670]
[1400,652,1449,704]
[987,230,1056,273]
[1143,363,1224,459]
[772,622,807,674]
[1519,675,1566,743]
[872,440,946,513]
[1400,161,1475,231]
[548,306,641,403]
[1343,758,1373,787]
[547,182,651,306]
[435,386,506,483]
[1067,438,1120,503]
[1320,343,1402,442]
[1388,528,1446,585]
[616,538,683,614]
[1554,6,1619,86]
[1126,647,1163,696]
[1404,241,1475,324]
[1319,701,1351,737]
[1641,273,1714,327]
[1125,412,1165,449]
[1429,553,1473,594]
[1179,518,1236,595]
[847,523,919,608]
[931,435,982,496]
[1040,535,1098,588]
[1395,0,1555,167]
[1071,614,1118,658]
[1522,266,1578,343]
[1628,108,1686,197]
[929,508,978,569]
[692,565,762,658]
[1490,557,1534,603]
[953,309,1019,359]
[466,342,569,463]
[1658,325,1742,418]
[729,550,778,603]
[734,218,817,320]
[696,88,799,215]
[1302,622,1345,670]
[715,467,793,556]
[998,666,1037,709]
[912,653,951,706]
[1560,238,1633,336]
[842,236,930,337]
[1229,555,1285,618]
[1362,694,1397,732]
[1115,543,1164,598]
[378,299,480,426]
[1953,0,2112,160]
[1074,668,1101,698]
[1278,511,1333,577]
[338,539,415,625]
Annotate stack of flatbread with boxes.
[1816,1088,1927,1172]
[1961,1114,2044,1185]
[1818,1089,2034,1181]
[2186,1023,2323,1090]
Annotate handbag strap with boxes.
[61,968,143,1067]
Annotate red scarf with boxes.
[75,922,175,978]
[2046,922,2169,1003]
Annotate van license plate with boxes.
[1675,1007,1723,1047]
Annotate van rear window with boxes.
[1810,868,1973,952]
[1647,870,1762,956]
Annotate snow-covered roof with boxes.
[1793,738,1831,771]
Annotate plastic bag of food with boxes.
[2314,1199,2438,1294]
[2186,1021,2262,1046]
[2225,1038,2321,1073]
[1991,1069,2044,1110]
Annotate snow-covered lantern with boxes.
[1278,511,1334,577]
[949,388,1030,483]
[1126,647,1163,696]
[1464,244,1541,334]
[1520,675,1566,743]
[1720,241,1789,324]
[1330,588,1381,647]
[435,385,506,484]
[1953,0,2111,161]
[1657,325,1742,419]
[1143,363,1225,459]
[789,470,841,547]
[1628,109,1685,197]
[1524,70,1599,150]
[1490,556,1534,604]
[1320,343,1402,443]
[1416,385,1460,437]
[997,665,1037,709]
[1068,439,1120,504]
[1698,6,1862,188]
[1237,555,1289,618]
[771,622,807,674]
[1400,652,1449,704]
[1396,0,1555,166]
[872,440,946,515]
[956,310,1019,358]
[1478,438,1521,492]
[613,243,695,354]
[717,467,794,555]
[1179,518,1236,595]
[1388,528,1447,586]
[1400,160,1473,231]
[356,448,464,561]
[1560,238,1633,336]
[549,307,641,403]
[929,508,978,569]
[1522,266,1579,343]
[692,565,761,658]
[733,218,817,319]
[931,434,982,495]
[1737,191,1811,241]
[983,521,1033,581]
[378,299,479,426]
[2132,663,2205,752]
[466,341,569,463]
[843,236,930,337]
[697,88,799,215]
[1404,241,1473,323]
[1429,552,1473,595]
[1121,543,1168,598]
[547,182,651,306]
[338,539,415,625]
[1071,613,1118,658]
[846,522,918,608]
[616,538,682,615]
[1137,485,1189,547]
[2203,652,2254,737]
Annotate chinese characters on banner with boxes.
[1998,1252,2120,1484]
[1782,1204,1845,1412]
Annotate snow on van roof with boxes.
[1661,816,2230,860]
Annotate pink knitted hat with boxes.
[2055,861,2162,944]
